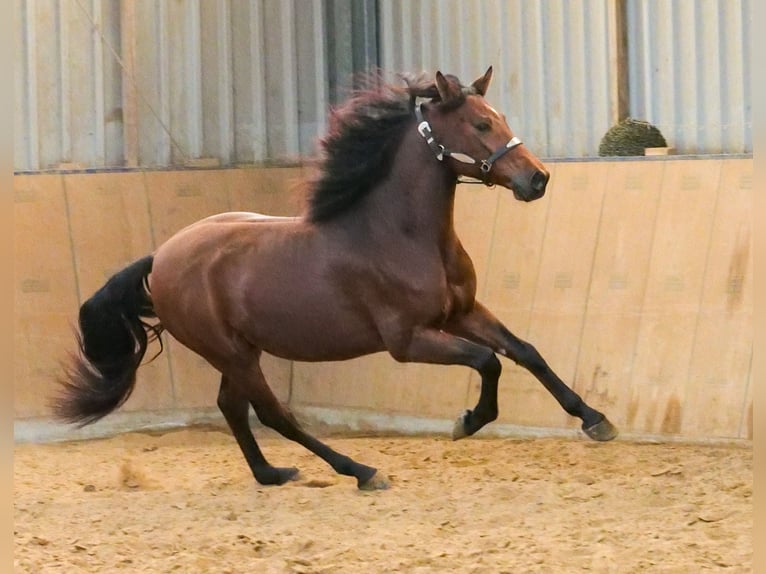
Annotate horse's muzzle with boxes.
[530,169,549,196]
[511,169,549,202]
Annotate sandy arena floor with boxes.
[14,427,752,573]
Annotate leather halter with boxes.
[415,103,523,186]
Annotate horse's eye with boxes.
[475,121,491,133]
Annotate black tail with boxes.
[52,255,164,426]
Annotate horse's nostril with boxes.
[531,170,549,192]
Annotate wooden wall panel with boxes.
[14,313,33,416]
[683,313,751,437]
[227,167,306,216]
[120,356,176,414]
[506,162,609,428]
[627,313,700,434]
[143,170,233,245]
[696,159,753,314]
[291,356,387,411]
[481,165,557,314]
[680,159,752,438]
[13,161,753,443]
[573,161,665,432]
[64,172,154,295]
[629,160,723,435]
[292,356,471,420]
[14,175,79,418]
[741,366,752,440]
[14,175,78,315]
[14,314,74,418]
[531,162,610,313]
[454,183,503,297]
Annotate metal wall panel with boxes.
[131,0,320,165]
[14,1,751,170]
[379,0,751,157]
[14,0,331,170]
[15,0,124,170]
[378,0,617,158]
[626,0,751,154]
[15,159,753,439]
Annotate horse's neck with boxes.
[366,127,459,244]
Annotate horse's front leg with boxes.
[381,325,503,438]
[443,301,618,442]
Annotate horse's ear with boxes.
[471,66,494,96]
[435,71,461,104]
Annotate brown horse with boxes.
[53,67,617,490]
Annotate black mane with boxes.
[307,73,458,223]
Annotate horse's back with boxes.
[198,211,298,224]
[151,210,303,285]
[153,210,302,276]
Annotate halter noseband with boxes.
[415,103,523,186]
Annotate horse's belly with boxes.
[234,283,387,362]
[262,330,386,362]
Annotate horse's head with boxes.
[416,67,549,202]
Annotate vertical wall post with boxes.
[120,0,138,167]
[607,0,630,123]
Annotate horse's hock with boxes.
[14,157,752,444]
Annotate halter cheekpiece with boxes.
[414,103,523,186]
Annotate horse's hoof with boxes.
[358,471,390,491]
[258,466,301,486]
[451,410,470,441]
[583,417,619,441]
[283,468,302,483]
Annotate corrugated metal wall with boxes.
[128,0,330,166]
[626,0,752,154]
[378,0,617,158]
[14,1,751,171]
[14,0,341,170]
[15,0,124,170]
[379,0,752,157]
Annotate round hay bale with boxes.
[598,118,667,157]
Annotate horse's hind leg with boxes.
[233,362,388,490]
[217,375,299,486]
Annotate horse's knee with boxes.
[479,350,502,380]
